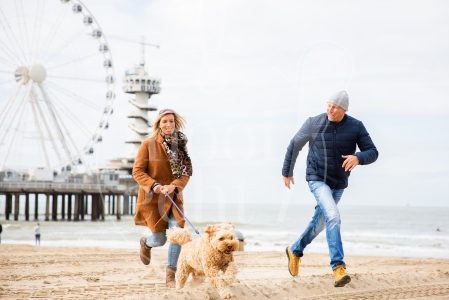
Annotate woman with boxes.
[133,108,193,288]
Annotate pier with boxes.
[0,181,138,221]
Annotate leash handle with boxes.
[165,192,200,235]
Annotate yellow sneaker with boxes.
[333,265,351,287]
[285,246,300,276]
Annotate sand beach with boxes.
[1,244,449,299]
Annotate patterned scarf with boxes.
[160,130,193,178]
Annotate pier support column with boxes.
[34,194,39,220]
[123,195,129,215]
[131,196,136,215]
[91,194,99,221]
[116,195,122,220]
[84,195,88,215]
[45,194,50,221]
[52,194,58,221]
[61,194,66,220]
[14,194,20,221]
[5,193,11,220]
[81,195,85,220]
[112,195,115,215]
[25,193,30,221]
[67,194,72,221]
[100,195,105,221]
[74,194,80,221]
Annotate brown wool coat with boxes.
[133,133,190,232]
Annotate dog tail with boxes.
[167,227,192,245]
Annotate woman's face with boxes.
[160,114,175,135]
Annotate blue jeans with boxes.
[145,212,181,268]
[291,181,345,270]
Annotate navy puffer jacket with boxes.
[282,113,378,189]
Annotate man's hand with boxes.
[342,155,359,171]
[283,176,294,189]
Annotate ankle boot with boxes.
[333,265,351,287]
[139,237,152,265]
[166,267,177,288]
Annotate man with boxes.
[34,223,41,246]
[282,91,378,287]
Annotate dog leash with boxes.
[165,192,200,235]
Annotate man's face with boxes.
[326,102,346,122]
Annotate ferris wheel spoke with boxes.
[47,52,102,70]
[0,55,17,69]
[38,82,73,162]
[13,1,29,64]
[13,97,30,165]
[0,80,32,171]
[0,80,30,145]
[0,79,14,86]
[32,0,46,63]
[43,27,89,66]
[38,4,68,60]
[36,4,70,63]
[0,40,22,67]
[18,0,33,64]
[45,81,102,110]
[0,80,24,132]
[0,84,15,104]
[0,9,28,66]
[2,105,26,166]
[32,88,64,166]
[45,88,92,165]
[45,86,93,138]
[30,89,50,168]
[47,75,103,83]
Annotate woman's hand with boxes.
[160,184,176,195]
[153,185,162,194]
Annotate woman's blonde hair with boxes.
[151,109,186,137]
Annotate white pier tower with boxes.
[122,41,161,157]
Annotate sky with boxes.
[1,0,449,207]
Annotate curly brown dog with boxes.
[167,221,239,299]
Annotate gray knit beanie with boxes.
[328,91,349,111]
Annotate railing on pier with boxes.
[0,182,127,192]
[0,180,139,222]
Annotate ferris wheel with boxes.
[0,0,115,172]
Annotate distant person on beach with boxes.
[133,108,193,288]
[282,91,378,287]
[34,223,41,246]
[0,223,2,244]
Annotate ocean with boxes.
[1,202,448,260]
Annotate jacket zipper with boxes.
[334,125,338,180]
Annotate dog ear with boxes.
[204,224,216,235]
[223,221,235,229]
